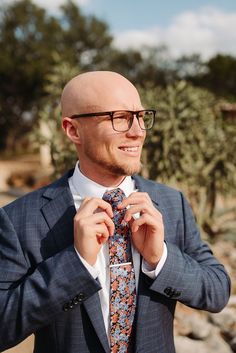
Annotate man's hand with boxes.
[118,192,164,268]
[74,198,114,266]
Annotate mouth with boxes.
[118,146,141,155]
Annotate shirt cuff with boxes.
[142,243,167,279]
[74,246,99,279]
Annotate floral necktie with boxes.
[103,188,136,353]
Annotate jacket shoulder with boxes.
[133,174,181,196]
[2,170,73,214]
[133,174,186,212]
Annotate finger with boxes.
[76,198,113,218]
[94,213,115,236]
[118,192,152,209]
[95,224,110,244]
[84,211,115,236]
[131,213,157,233]
[124,203,158,222]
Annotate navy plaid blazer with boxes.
[0,171,230,353]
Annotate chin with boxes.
[109,161,141,176]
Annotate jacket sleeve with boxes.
[0,208,101,351]
[149,192,231,312]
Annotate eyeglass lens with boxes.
[112,111,154,132]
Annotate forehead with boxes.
[80,78,142,112]
[61,72,143,117]
[98,90,142,112]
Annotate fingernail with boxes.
[121,220,128,226]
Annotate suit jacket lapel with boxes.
[83,293,110,353]
[41,183,76,253]
[40,171,109,352]
[132,175,163,338]
[132,174,160,209]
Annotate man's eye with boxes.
[113,115,127,120]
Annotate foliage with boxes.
[0,0,113,151]
[34,56,78,178]
[140,81,236,237]
[175,54,206,79]
[178,54,236,101]
[104,45,178,88]
[203,54,236,100]
[1,0,236,240]
[58,0,113,69]
[0,0,63,150]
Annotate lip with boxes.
[118,146,141,156]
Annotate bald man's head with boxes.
[60,71,143,118]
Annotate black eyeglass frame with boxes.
[69,109,156,132]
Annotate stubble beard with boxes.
[102,159,142,176]
[85,149,142,177]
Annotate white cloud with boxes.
[113,7,236,59]
[2,2,236,59]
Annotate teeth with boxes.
[121,147,138,152]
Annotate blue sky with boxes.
[3,0,236,59]
[83,0,236,29]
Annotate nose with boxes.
[126,115,145,138]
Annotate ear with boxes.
[62,117,81,144]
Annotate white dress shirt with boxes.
[69,162,167,337]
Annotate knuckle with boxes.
[142,213,149,220]
[101,211,110,220]
[74,214,81,223]
[125,208,131,216]
[140,191,148,198]
[77,218,86,228]
[156,210,163,219]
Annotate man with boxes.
[0,71,230,353]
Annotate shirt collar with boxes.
[70,161,136,199]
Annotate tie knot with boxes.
[102,188,125,210]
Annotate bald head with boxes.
[61,71,143,117]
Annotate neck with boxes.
[79,165,126,187]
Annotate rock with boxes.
[206,326,233,353]
[175,304,211,339]
[175,336,208,353]
[174,299,236,353]
[228,295,236,309]
[190,318,212,340]
[208,307,236,339]
[230,337,236,352]
[175,327,233,353]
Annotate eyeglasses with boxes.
[69,110,156,132]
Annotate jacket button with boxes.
[175,291,181,298]
[164,287,181,298]
[76,292,86,302]
[164,287,175,298]
[73,297,79,305]
[62,303,70,312]
[164,287,172,296]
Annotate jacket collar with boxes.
[132,174,159,207]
